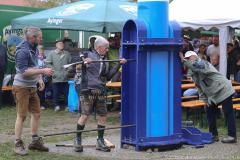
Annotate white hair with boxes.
[94,36,109,50]
[210,52,219,61]
[23,26,41,39]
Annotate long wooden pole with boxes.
[63,59,136,69]
[43,124,136,137]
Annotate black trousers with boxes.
[206,95,236,137]
[52,82,69,107]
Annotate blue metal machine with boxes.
[120,0,212,151]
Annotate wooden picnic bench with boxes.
[181,97,240,126]
[181,79,193,84]
[106,94,121,99]
[181,81,240,90]
[2,86,13,91]
[218,103,240,110]
[181,96,198,101]
[235,106,240,110]
[182,100,205,108]
[182,98,240,108]
[106,82,121,88]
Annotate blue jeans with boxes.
[52,82,69,107]
[206,95,236,137]
[183,88,198,96]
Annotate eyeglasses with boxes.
[100,46,109,50]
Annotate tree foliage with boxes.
[25,0,172,8]
[24,0,79,8]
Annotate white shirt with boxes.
[206,44,220,57]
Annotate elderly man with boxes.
[46,39,71,111]
[179,51,237,143]
[74,36,127,152]
[210,53,220,71]
[13,26,53,155]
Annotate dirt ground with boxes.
[1,108,240,160]
[47,131,240,160]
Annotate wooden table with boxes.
[107,82,197,90]
[181,81,240,90]
[234,86,240,92]
[232,81,240,86]
[182,100,205,108]
[2,86,13,91]
[181,83,196,90]
[106,82,240,91]
[181,79,193,84]
[106,82,121,88]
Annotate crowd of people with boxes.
[180,34,240,144]
[181,35,240,80]
[2,26,126,155]
[0,27,240,156]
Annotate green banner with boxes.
[3,25,24,74]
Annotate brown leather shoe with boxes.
[14,139,28,156]
[96,138,111,152]
[28,137,49,152]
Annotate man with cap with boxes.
[179,51,237,143]
[180,35,194,54]
[45,38,71,111]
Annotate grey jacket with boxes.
[184,58,235,105]
[13,41,39,87]
[46,49,71,83]
[81,50,121,90]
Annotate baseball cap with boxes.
[184,51,198,58]
[55,38,63,43]
[183,35,190,40]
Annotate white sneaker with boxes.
[54,106,60,111]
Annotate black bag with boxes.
[0,44,7,72]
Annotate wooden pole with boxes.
[43,124,136,137]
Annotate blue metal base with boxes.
[121,127,213,151]
[121,134,184,151]
[121,141,183,151]
[182,127,213,146]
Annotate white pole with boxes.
[78,31,83,48]
[219,27,229,76]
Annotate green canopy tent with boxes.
[12,0,137,33]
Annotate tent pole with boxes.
[219,27,229,76]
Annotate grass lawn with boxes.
[0,142,97,160]
[0,105,120,160]
[182,108,240,138]
[0,105,239,160]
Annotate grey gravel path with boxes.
[47,132,240,160]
